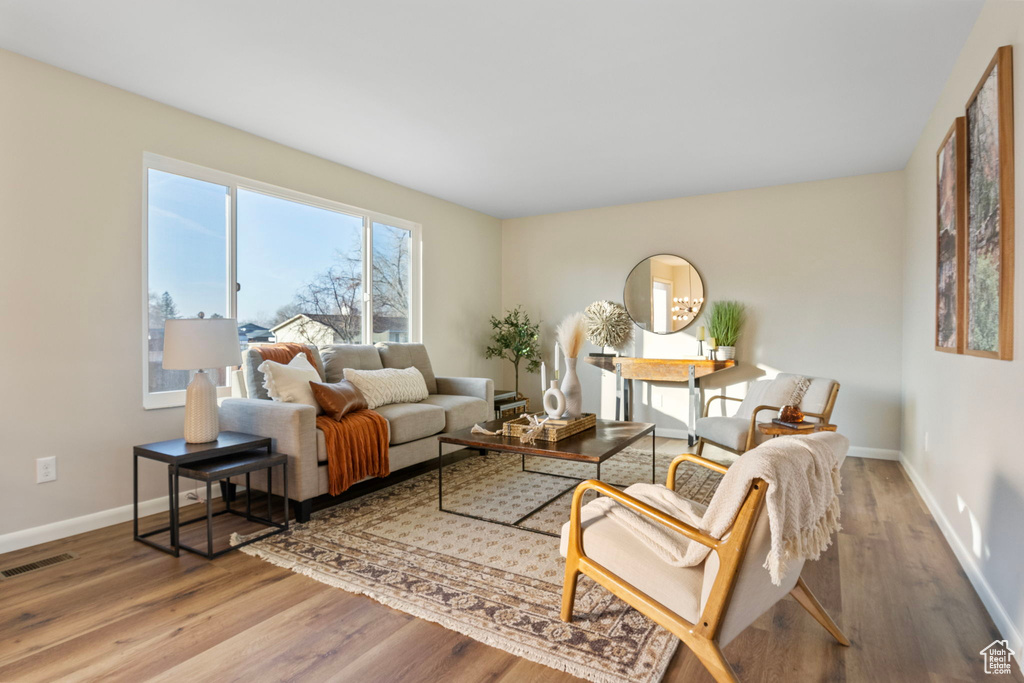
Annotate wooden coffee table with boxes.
[436,419,655,537]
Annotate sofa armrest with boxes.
[218,398,320,502]
[435,376,494,406]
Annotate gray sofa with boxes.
[219,342,493,521]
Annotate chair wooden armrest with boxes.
[565,480,721,559]
[744,404,785,450]
[667,453,729,490]
[703,394,743,417]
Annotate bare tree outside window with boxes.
[373,223,412,342]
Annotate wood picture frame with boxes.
[965,45,1014,360]
[936,117,967,353]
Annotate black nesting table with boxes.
[133,431,289,558]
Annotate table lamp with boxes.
[162,314,242,443]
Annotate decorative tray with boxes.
[502,412,597,442]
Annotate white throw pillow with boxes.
[258,353,322,413]
[343,366,429,409]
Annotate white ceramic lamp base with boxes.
[184,370,220,443]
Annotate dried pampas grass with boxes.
[584,300,633,350]
[556,312,587,359]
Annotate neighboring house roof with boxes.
[246,329,274,339]
[238,322,270,333]
[271,312,407,336]
[271,313,356,332]
[270,314,312,332]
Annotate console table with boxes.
[584,356,736,445]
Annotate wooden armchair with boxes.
[696,374,840,455]
[560,450,849,683]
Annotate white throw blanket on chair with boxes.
[589,432,848,585]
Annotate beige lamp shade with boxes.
[163,317,242,370]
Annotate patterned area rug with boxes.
[234,447,723,683]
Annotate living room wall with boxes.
[901,0,1024,650]
[0,49,503,543]
[501,171,905,457]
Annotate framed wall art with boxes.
[965,45,1014,360]
[936,117,966,353]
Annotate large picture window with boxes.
[143,154,421,408]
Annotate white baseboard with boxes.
[0,484,223,556]
[655,428,900,461]
[653,427,693,441]
[847,446,900,461]
[899,455,1024,652]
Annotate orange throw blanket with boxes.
[252,342,319,372]
[316,410,390,495]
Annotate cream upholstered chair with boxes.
[695,374,839,456]
[559,435,850,683]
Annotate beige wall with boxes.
[502,171,905,454]
[901,0,1024,649]
[0,49,502,538]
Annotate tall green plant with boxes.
[707,301,744,347]
[485,306,541,396]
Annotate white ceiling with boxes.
[0,0,983,218]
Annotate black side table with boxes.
[133,432,288,558]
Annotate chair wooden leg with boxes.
[695,438,705,456]
[688,638,739,683]
[560,561,580,622]
[790,576,850,646]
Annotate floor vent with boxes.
[0,552,78,580]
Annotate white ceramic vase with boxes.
[543,381,566,419]
[717,346,736,361]
[560,357,583,419]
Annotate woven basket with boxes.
[502,412,597,442]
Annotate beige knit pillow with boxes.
[342,366,429,409]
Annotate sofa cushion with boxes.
[695,416,768,452]
[320,344,384,383]
[243,344,324,400]
[374,402,445,445]
[376,343,438,394]
[421,394,489,433]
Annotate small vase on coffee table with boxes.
[560,357,583,419]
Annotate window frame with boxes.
[141,152,423,410]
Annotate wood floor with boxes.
[1,446,1018,682]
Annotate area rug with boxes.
[234,447,723,683]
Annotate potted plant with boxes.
[485,306,541,397]
[707,301,744,361]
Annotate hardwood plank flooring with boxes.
[0,442,1018,682]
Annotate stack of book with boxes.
[771,418,814,430]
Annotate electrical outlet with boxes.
[36,456,57,483]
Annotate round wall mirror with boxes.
[623,254,705,333]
